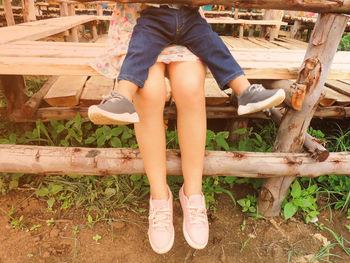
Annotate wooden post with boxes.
[91,21,98,41]
[68,4,79,42]
[22,0,36,22]
[227,119,249,142]
[60,1,70,41]
[257,13,349,217]
[97,3,103,16]
[234,8,238,19]
[239,24,244,38]
[3,0,15,26]
[263,9,283,41]
[0,76,28,119]
[291,20,301,39]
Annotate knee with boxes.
[172,77,205,105]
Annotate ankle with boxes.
[183,185,202,198]
[117,80,139,102]
[150,185,170,200]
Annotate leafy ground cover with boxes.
[0,111,349,262]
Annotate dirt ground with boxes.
[0,184,349,263]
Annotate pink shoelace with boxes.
[188,206,207,224]
[149,207,171,230]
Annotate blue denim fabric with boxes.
[118,6,244,90]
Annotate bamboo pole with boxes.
[0,145,349,176]
[258,13,349,217]
[3,0,15,26]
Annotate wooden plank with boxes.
[204,78,230,105]
[0,15,104,44]
[44,76,88,106]
[325,79,350,97]
[79,76,114,106]
[320,87,350,106]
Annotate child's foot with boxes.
[88,91,139,125]
[237,84,285,115]
[148,187,174,254]
[179,186,209,250]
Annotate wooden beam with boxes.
[7,105,350,123]
[0,145,349,177]
[258,13,349,217]
[73,0,350,15]
[20,76,59,118]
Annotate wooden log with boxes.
[258,13,349,217]
[108,0,350,14]
[7,105,350,123]
[269,108,329,162]
[0,144,349,176]
[3,0,15,26]
[250,79,306,111]
[20,76,59,118]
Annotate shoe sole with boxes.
[182,218,208,250]
[88,105,139,125]
[237,89,285,116]
[148,226,174,254]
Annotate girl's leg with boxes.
[133,62,169,200]
[167,61,207,197]
[167,61,209,249]
[134,62,174,254]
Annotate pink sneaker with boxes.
[179,185,209,249]
[148,186,174,254]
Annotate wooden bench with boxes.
[206,17,287,40]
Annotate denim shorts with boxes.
[118,6,244,90]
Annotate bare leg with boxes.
[167,61,206,197]
[118,80,139,101]
[133,62,169,200]
[227,75,250,96]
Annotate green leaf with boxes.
[47,197,55,208]
[234,128,246,135]
[35,187,50,197]
[97,135,107,147]
[215,135,230,151]
[110,137,122,148]
[284,202,298,219]
[85,137,96,144]
[49,184,63,195]
[291,180,302,199]
[104,188,116,197]
[111,127,123,137]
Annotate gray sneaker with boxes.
[88,91,139,125]
[237,84,285,115]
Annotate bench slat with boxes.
[44,76,88,106]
